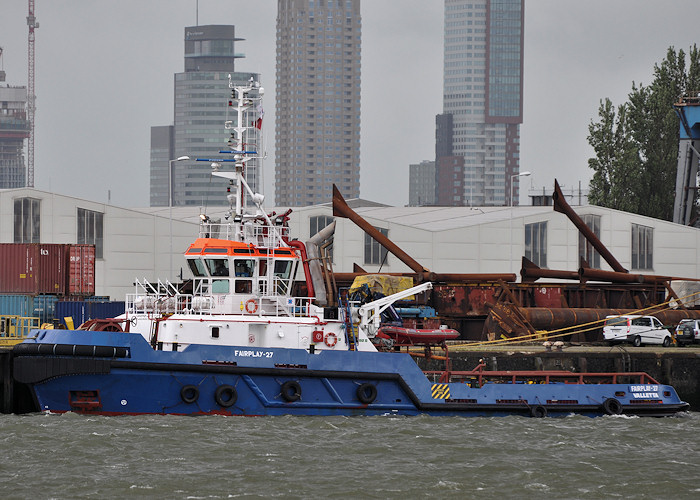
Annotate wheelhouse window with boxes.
[364,227,388,266]
[578,214,601,268]
[273,259,295,295]
[77,208,104,258]
[525,221,547,268]
[631,223,653,270]
[206,258,229,276]
[187,258,207,277]
[14,197,40,243]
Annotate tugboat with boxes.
[12,78,689,417]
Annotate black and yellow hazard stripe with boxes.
[431,383,450,399]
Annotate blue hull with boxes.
[13,330,689,417]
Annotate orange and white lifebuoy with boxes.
[324,332,338,347]
[245,299,258,314]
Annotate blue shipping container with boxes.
[54,301,90,326]
[55,301,126,328]
[33,295,60,324]
[0,294,33,317]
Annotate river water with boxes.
[1,411,698,499]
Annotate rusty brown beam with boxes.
[333,272,516,284]
[520,256,579,282]
[332,184,429,274]
[553,179,627,273]
[423,272,517,283]
[578,267,661,284]
[519,307,700,331]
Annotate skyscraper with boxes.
[436,0,524,206]
[150,25,261,207]
[0,70,29,189]
[275,0,361,207]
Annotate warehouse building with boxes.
[1,187,699,301]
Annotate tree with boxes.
[587,45,700,220]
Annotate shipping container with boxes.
[33,295,60,324]
[54,301,90,326]
[0,294,33,317]
[55,300,125,328]
[69,245,96,295]
[0,243,95,295]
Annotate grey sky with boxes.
[0,1,698,207]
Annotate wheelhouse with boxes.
[185,238,299,300]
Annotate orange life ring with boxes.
[324,332,338,347]
[245,299,258,314]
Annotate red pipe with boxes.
[288,240,315,299]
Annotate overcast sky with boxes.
[1,0,698,207]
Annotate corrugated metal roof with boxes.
[350,205,556,231]
[136,203,558,232]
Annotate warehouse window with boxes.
[77,208,104,258]
[309,215,334,262]
[14,197,40,243]
[578,214,601,268]
[525,221,547,268]
[631,223,653,270]
[364,227,388,266]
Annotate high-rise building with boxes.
[275,0,362,206]
[0,69,29,188]
[150,25,261,207]
[436,0,524,206]
[408,160,436,206]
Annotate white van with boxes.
[602,315,672,347]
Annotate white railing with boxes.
[127,278,193,316]
[199,220,289,246]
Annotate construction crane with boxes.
[673,92,700,226]
[26,0,38,187]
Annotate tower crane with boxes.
[26,0,38,187]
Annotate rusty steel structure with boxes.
[332,185,429,274]
[329,182,700,343]
[553,179,627,273]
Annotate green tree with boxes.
[587,45,700,220]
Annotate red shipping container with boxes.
[0,243,66,294]
[68,244,96,295]
[39,243,67,294]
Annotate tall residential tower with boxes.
[150,25,260,207]
[275,0,362,206]
[436,0,524,206]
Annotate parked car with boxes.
[602,315,673,347]
[674,319,700,346]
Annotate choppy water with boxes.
[1,412,699,499]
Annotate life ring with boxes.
[180,385,199,404]
[324,332,338,348]
[530,405,547,418]
[357,383,377,404]
[602,397,623,415]
[214,384,237,408]
[245,299,258,314]
[280,380,302,402]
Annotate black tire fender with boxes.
[603,397,623,415]
[180,384,199,404]
[280,380,302,402]
[214,384,237,408]
[356,383,378,404]
[530,405,547,418]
